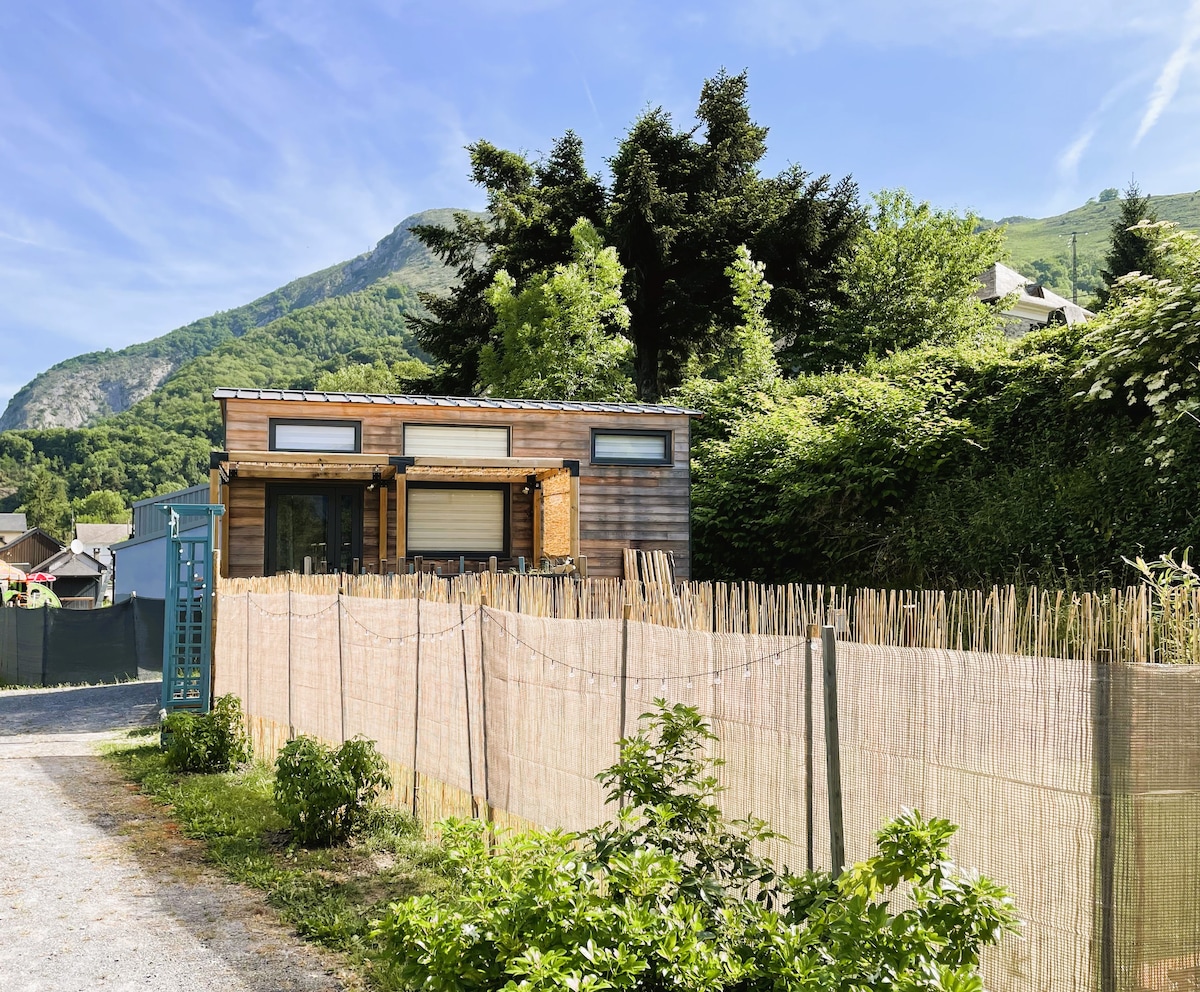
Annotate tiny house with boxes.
[210,389,697,579]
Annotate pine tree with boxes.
[1096,180,1161,307]
[409,133,605,393]
[412,72,865,400]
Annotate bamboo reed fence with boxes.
[214,572,1200,992]
[220,572,1199,663]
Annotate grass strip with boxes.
[101,729,446,990]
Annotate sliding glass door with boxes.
[266,485,361,574]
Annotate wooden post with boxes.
[395,473,407,568]
[411,582,422,817]
[337,573,347,743]
[378,481,389,570]
[822,624,844,878]
[618,602,632,810]
[804,623,818,873]
[478,590,494,833]
[531,477,542,566]
[578,555,588,578]
[569,472,580,560]
[210,470,230,579]
[459,593,477,818]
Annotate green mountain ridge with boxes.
[985,190,1200,302]
[0,208,472,432]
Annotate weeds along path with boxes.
[0,683,348,992]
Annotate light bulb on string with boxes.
[712,673,722,685]
[743,666,751,679]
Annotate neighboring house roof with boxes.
[0,528,64,567]
[978,262,1095,327]
[36,547,106,577]
[0,512,28,533]
[213,387,700,417]
[76,523,133,547]
[111,514,208,552]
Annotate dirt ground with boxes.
[0,682,353,992]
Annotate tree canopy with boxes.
[480,220,635,401]
[413,70,864,400]
[832,189,1006,360]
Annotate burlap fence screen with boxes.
[215,575,1200,992]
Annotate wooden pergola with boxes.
[210,450,579,576]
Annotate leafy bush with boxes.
[274,735,392,846]
[373,702,1016,992]
[162,693,252,773]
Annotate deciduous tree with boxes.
[479,220,634,401]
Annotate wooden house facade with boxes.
[211,389,697,580]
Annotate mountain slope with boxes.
[0,208,473,431]
[985,191,1200,302]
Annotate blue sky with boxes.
[2,0,1199,414]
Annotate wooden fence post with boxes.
[459,592,478,818]
[337,572,347,743]
[805,623,818,873]
[618,602,632,809]
[822,624,845,878]
[411,578,423,817]
[287,581,294,739]
[478,590,494,834]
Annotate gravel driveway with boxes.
[0,682,349,992]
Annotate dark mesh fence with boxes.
[0,598,164,686]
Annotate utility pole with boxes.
[1070,232,1079,305]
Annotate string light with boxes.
[242,592,812,686]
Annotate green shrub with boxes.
[274,735,392,846]
[162,693,252,773]
[373,703,1017,992]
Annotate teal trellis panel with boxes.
[159,503,225,716]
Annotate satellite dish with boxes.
[70,538,84,555]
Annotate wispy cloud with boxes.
[1134,0,1200,144]
[1057,127,1096,177]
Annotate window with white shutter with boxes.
[591,429,672,465]
[406,485,507,555]
[404,424,510,458]
[269,419,361,453]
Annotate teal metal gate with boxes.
[160,503,225,716]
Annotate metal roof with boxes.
[76,523,132,547]
[0,512,28,532]
[213,387,699,416]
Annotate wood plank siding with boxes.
[219,397,693,580]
